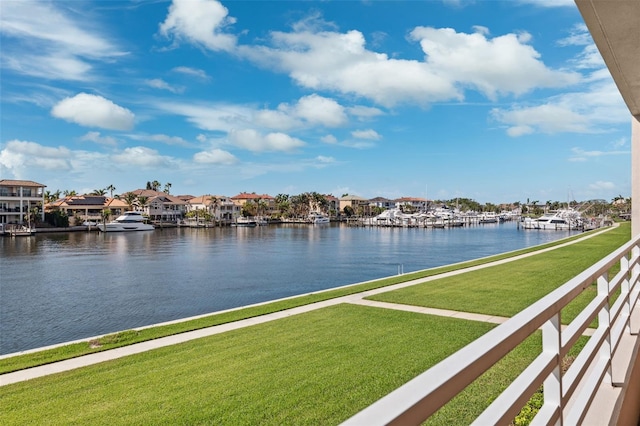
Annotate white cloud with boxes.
[492,79,628,136]
[293,94,348,127]
[568,147,630,162]
[156,101,252,132]
[159,0,237,52]
[241,29,456,107]
[588,181,615,191]
[193,149,237,164]
[0,140,72,177]
[228,129,305,152]
[492,104,590,136]
[0,1,126,81]
[172,66,210,79]
[3,53,93,81]
[351,129,381,140]
[254,109,302,131]
[126,133,191,147]
[348,105,384,120]
[321,135,338,144]
[316,155,335,164]
[111,147,170,167]
[239,24,578,107]
[516,0,576,7]
[80,131,119,147]
[255,94,348,131]
[408,27,579,101]
[145,78,184,94]
[51,93,135,131]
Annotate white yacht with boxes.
[234,217,258,227]
[478,212,499,224]
[98,211,155,232]
[308,212,330,224]
[522,210,578,230]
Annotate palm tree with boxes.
[152,180,161,191]
[106,184,116,197]
[309,192,327,213]
[137,196,149,212]
[163,182,172,194]
[242,201,258,217]
[91,188,107,196]
[101,208,112,227]
[208,196,220,225]
[256,199,268,220]
[28,206,41,226]
[63,189,77,197]
[275,194,290,218]
[122,192,137,211]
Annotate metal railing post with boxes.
[542,313,563,425]
[597,272,613,384]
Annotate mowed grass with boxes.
[0,227,605,375]
[0,225,623,425]
[367,223,630,322]
[0,304,524,425]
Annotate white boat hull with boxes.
[98,211,155,232]
[98,223,155,232]
[522,221,571,230]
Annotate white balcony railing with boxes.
[343,232,640,425]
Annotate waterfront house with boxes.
[126,189,187,222]
[325,194,340,216]
[187,195,241,224]
[231,192,276,217]
[339,194,371,216]
[45,195,128,224]
[0,179,45,225]
[369,196,395,211]
[394,196,428,213]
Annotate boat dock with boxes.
[346,214,517,228]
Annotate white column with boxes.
[633,116,640,238]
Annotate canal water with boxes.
[0,222,574,354]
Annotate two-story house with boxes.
[0,179,46,225]
[394,196,428,213]
[126,189,188,222]
[231,193,276,217]
[187,195,241,224]
[339,194,371,216]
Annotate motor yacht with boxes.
[308,212,330,224]
[522,210,580,230]
[234,217,258,227]
[98,211,155,232]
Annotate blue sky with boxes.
[0,0,632,204]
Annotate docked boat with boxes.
[234,217,258,227]
[447,218,464,227]
[97,211,154,232]
[479,213,498,224]
[522,210,581,230]
[4,224,35,237]
[308,212,330,224]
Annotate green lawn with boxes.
[0,225,626,425]
[0,227,605,375]
[367,223,630,322]
[2,305,512,425]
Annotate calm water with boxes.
[0,223,574,354]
